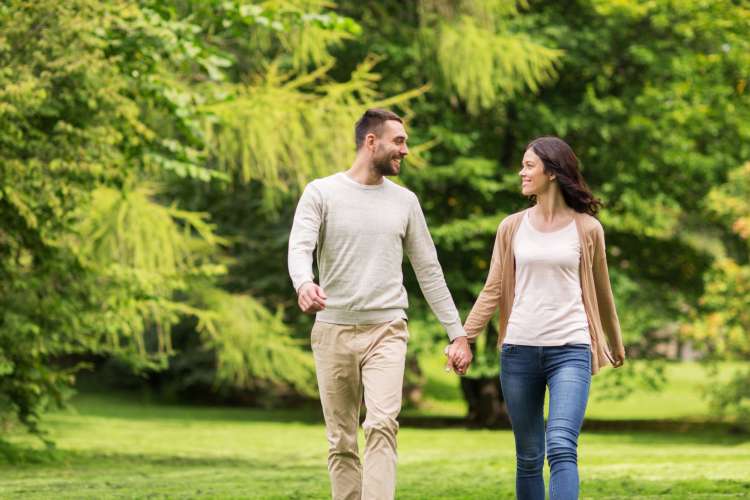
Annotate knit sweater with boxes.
[288,173,465,341]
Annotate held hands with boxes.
[297,282,327,314]
[444,337,473,375]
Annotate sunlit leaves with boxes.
[419,0,561,114]
[194,290,317,396]
[201,58,424,210]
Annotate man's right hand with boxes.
[446,337,472,375]
[297,282,327,314]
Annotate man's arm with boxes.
[404,195,472,372]
[288,184,326,313]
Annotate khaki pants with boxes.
[311,318,409,500]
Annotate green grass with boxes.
[413,357,747,421]
[1,392,749,498]
[1,362,749,498]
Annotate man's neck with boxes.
[346,156,384,186]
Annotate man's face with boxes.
[371,120,409,176]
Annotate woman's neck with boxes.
[534,189,572,221]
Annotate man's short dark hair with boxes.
[354,108,403,150]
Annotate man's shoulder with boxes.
[306,173,339,190]
[384,178,418,201]
[300,173,343,200]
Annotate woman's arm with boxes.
[592,224,626,366]
[463,222,506,341]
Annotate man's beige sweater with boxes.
[288,173,465,341]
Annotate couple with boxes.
[287,109,625,500]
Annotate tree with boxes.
[0,0,363,437]
[5,0,748,435]
[686,161,750,425]
[333,0,750,422]
[0,0,197,438]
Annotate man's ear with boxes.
[365,133,376,151]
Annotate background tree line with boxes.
[1,0,749,439]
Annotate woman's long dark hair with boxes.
[526,136,602,216]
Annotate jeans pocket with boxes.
[501,343,516,354]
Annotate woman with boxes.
[463,136,625,500]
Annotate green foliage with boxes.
[687,162,750,424]
[193,289,317,397]
[416,0,561,115]
[0,0,147,438]
[708,369,750,428]
[330,0,750,405]
[79,186,224,276]
[705,162,750,243]
[3,0,750,437]
[198,0,362,72]
[431,21,560,114]
[201,58,423,210]
[74,185,227,361]
[691,259,750,358]
[1,0,330,438]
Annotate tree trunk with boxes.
[460,375,508,427]
[402,352,425,407]
[460,322,509,427]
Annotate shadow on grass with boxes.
[53,391,750,445]
[580,477,750,499]
[64,390,325,425]
[396,478,750,500]
[0,443,315,471]
[398,415,750,443]
[0,439,61,466]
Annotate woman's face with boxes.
[519,148,553,197]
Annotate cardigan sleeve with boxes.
[592,223,625,355]
[463,220,506,341]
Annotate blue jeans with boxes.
[500,344,592,500]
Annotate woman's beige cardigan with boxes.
[463,209,625,374]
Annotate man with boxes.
[288,108,472,500]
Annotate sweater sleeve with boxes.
[592,223,625,354]
[288,183,323,293]
[404,195,466,341]
[463,220,505,341]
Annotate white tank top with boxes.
[504,211,590,346]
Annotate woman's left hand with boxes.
[612,345,626,367]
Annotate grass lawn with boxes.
[1,361,749,499]
[412,357,747,421]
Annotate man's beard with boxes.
[373,151,400,176]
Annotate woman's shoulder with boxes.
[493,210,529,242]
[575,212,605,237]
[498,209,528,232]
